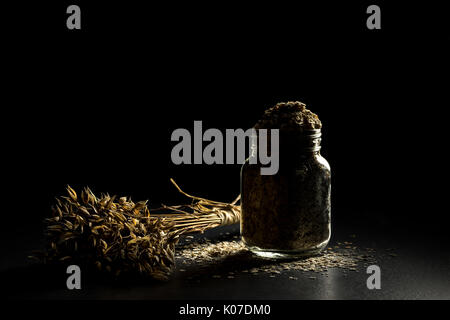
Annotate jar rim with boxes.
[278,128,321,139]
[254,128,321,133]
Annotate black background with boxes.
[4,1,449,230]
[1,1,450,301]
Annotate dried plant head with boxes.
[39,186,179,281]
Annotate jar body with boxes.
[240,139,331,258]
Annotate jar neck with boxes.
[278,129,322,154]
[251,128,322,160]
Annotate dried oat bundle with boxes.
[39,186,179,280]
[37,181,241,280]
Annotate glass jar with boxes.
[240,129,331,258]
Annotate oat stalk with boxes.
[149,178,241,234]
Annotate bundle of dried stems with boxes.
[150,179,241,234]
[36,179,241,280]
